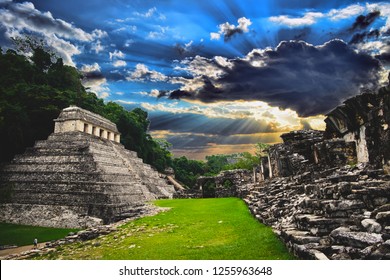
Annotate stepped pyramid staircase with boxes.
[0,116,175,228]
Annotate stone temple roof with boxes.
[55,105,119,133]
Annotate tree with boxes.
[255,142,270,158]
[171,156,206,188]
[224,152,260,170]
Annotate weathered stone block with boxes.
[330,227,383,248]
[361,219,382,233]
[375,211,390,225]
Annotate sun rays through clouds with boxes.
[1,0,389,159]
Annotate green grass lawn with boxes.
[32,198,295,260]
[0,223,78,247]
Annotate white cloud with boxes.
[98,92,110,99]
[0,1,107,65]
[269,12,324,27]
[185,40,193,48]
[237,17,252,32]
[45,34,81,66]
[150,89,160,97]
[80,62,110,98]
[124,39,135,47]
[109,50,125,60]
[81,62,101,72]
[113,60,127,67]
[269,3,390,27]
[138,89,161,97]
[214,56,233,68]
[91,40,104,54]
[83,78,109,98]
[92,29,108,39]
[210,32,221,40]
[177,55,228,79]
[127,63,167,82]
[133,7,166,20]
[210,17,252,40]
[0,1,94,41]
[328,4,365,20]
[0,0,129,67]
[147,25,169,40]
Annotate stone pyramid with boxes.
[0,106,175,228]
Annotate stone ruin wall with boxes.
[241,87,390,260]
[325,86,390,168]
[187,85,390,259]
[190,170,253,198]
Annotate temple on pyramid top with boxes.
[54,105,121,143]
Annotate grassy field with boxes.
[32,198,295,260]
[0,223,78,247]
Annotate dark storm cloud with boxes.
[222,27,244,42]
[211,17,252,42]
[350,11,381,31]
[81,68,104,81]
[349,29,380,44]
[167,39,381,117]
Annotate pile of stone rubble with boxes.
[239,165,390,259]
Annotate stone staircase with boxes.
[0,131,175,228]
[241,167,390,259]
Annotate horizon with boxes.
[1,0,389,160]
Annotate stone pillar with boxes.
[100,129,107,139]
[259,162,264,181]
[268,154,273,178]
[92,126,98,136]
[115,134,120,143]
[357,125,369,163]
[86,123,92,134]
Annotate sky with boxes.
[0,0,389,160]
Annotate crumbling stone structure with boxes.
[195,169,252,198]
[0,106,175,228]
[268,130,324,177]
[325,86,390,168]
[239,85,390,259]
[240,166,390,259]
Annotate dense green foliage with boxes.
[0,223,78,247]
[171,156,206,187]
[170,142,270,188]
[0,43,172,171]
[171,151,264,188]
[31,198,295,260]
